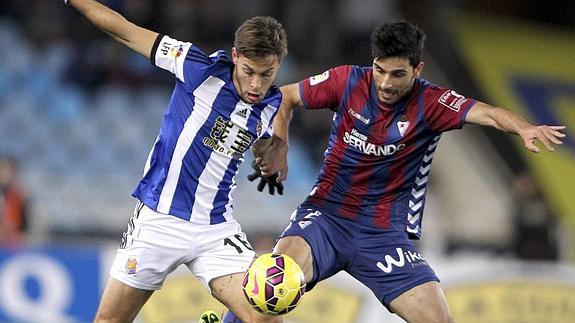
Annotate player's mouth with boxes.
[379,89,397,102]
[245,92,261,103]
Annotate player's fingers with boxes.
[257,179,266,192]
[277,183,284,195]
[278,166,288,182]
[268,182,275,195]
[549,125,566,131]
[247,172,259,181]
[524,139,540,153]
[545,132,563,145]
[540,126,564,143]
[539,129,561,145]
[550,128,567,137]
[537,133,555,151]
[549,129,567,138]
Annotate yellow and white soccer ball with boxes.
[242,253,306,315]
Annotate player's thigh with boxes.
[389,281,453,323]
[210,273,281,323]
[273,236,314,283]
[189,222,257,291]
[95,277,154,322]
[275,204,348,286]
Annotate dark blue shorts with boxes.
[279,203,439,308]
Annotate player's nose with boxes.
[250,75,263,89]
[379,74,393,89]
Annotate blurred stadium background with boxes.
[1,0,574,322]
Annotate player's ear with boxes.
[232,47,239,64]
[414,62,424,77]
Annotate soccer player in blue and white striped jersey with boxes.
[61,1,287,322]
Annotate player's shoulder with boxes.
[182,45,232,69]
[327,64,370,83]
[207,49,232,65]
[333,64,368,75]
[418,79,447,97]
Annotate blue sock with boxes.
[222,311,243,323]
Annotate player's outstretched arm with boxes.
[256,83,303,181]
[62,0,158,59]
[246,83,301,194]
[465,101,566,153]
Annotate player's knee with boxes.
[273,236,313,281]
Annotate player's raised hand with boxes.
[520,125,566,153]
[247,161,284,195]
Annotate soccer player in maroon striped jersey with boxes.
[254,21,566,322]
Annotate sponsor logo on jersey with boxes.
[348,107,370,124]
[125,257,138,275]
[376,248,427,273]
[438,90,468,112]
[309,71,330,86]
[343,128,406,156]
[203,116,253,160]
[235,108,248,118]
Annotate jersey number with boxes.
[298,210,321,229]
[224,234,253,254]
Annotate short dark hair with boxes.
[234,16,288,61]
[371,22,425,67]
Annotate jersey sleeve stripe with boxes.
[187,49,213,65]
[150,34,165,65]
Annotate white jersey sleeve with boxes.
[150,35,193,82]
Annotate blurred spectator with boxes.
[0,156,28,246]
[510,172,559,260]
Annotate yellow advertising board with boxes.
[140,275,362,323]
[450,14,575,253]
[446,281,575,322]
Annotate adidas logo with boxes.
[235,108,248,118]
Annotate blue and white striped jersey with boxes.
[132,35,282,225]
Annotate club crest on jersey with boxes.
[125,257,138,275]
[397,115,410,137]
[438,90,468,112]
[309,71,329,86]
[256,120,263,137]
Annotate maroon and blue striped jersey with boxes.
[299,65,476,239]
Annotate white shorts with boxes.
[109,203,256,292]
